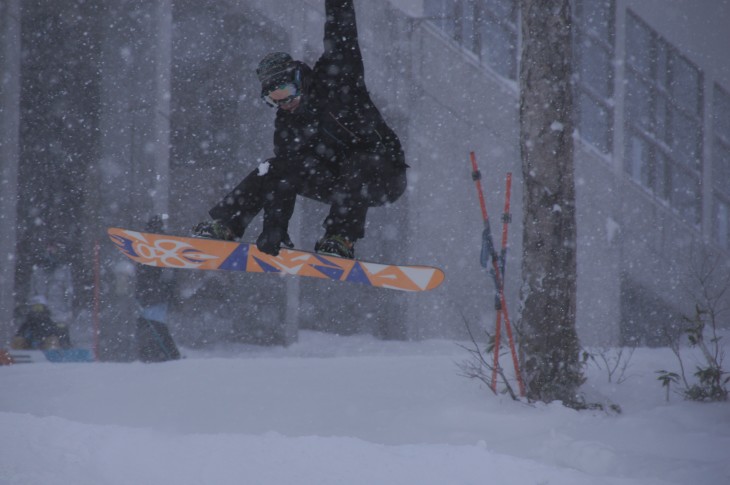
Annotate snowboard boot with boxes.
[314,234,355,259]
[192,220,236,241]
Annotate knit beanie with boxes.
[256,52,295,94]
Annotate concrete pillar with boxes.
[93,0,173,360]
[0,0,21,346]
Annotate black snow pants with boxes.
[136,318,180,363]
[209,148,407,242]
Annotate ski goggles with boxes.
[263,82,301,108]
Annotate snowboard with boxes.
[108,227,444,292]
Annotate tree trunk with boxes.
[518,0,583,404]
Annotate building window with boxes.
[624,11,703,225]
[424,0,518,80]
[478,0,518,80]
[425,0,615,150]
[573,0,615,155]
[620,277,682,347]
[713,84,730,249]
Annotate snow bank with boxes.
[1,332,728,484]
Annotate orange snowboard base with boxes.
[108,228,444,292]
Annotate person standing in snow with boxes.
[29,242,74,326]
[12,296,71,350]
[135,215,181,362]
[194,0,407,259]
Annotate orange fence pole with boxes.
[93,240,101,361]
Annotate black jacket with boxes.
[272,0,405,171]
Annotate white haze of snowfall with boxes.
[2,330,729,485]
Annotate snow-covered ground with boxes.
[1,331,729,484]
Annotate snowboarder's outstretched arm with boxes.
[320,0,364,81]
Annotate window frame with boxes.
[623,10,704,226]
[423,0,518,81]
[573,0,616,155]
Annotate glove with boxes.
[256,227,294,256]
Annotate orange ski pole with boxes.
[469,152,525,397]
[491,307,503,391]
[490,173,512,391]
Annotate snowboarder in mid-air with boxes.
[194,0,407,259]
